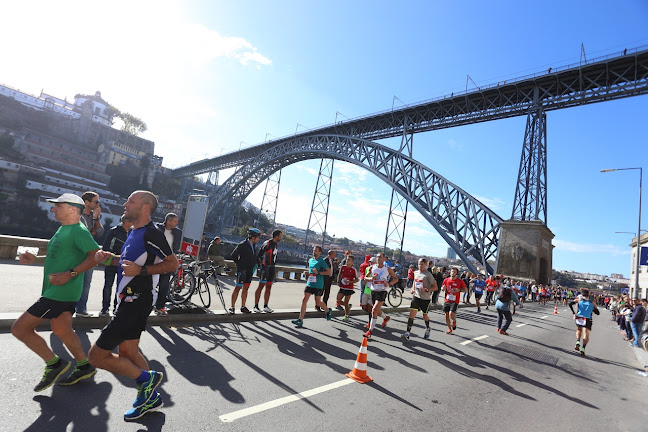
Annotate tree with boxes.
[109,105,147,136]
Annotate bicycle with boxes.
[387,285,403,307]
[193,260,228,310]
[168,254,196,305]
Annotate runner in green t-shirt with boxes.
[12,194,100,392]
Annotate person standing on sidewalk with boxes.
[207,237,228,274]
[292,245,332,327]
[230,228,261,314]
[495,283,520,335]
[75,191,104,317]
[254,229,283,313]
[12,193,100,391]
[322,250,337,309]
[629,298,646,347]
[90,190,179,421]
[154,213,182,316]
[100,216,133,316]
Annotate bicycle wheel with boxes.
[168,271,195,305]
[387,287,403,307]
[197,276,211,308]
[214,279,227,311]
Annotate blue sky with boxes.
[1,1,647,277]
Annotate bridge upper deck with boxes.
[174,46,648,177]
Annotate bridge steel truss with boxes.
[208,135,503,275]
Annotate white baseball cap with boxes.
[46,193,85,209]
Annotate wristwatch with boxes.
[139,266,148,277]
[69,269,79,278]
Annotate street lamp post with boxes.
[602,167,643,297]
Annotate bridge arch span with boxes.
[211,134,503,275]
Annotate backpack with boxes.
[497,287,512,302]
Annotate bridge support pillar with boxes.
[497,220,554,284]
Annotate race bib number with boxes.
[446,294,456,302]
[576,317,586,326]
[308,274,317,283]
[415,281,423,289]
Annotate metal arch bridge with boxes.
[207,134,502,275]
[172,46,648,273]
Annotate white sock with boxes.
[370,317,376,331]
[380,311,386,319]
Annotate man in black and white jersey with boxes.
[90,191,179,421]
[254,229,283,313]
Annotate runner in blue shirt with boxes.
[472,274,486,313]
[568,288,600,356]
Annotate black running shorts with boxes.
[27,297,76,320]
[95,299,152,351]
[443,302,458,313]
[410,297,431,313]
[371,291,387,303]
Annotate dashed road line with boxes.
[460,335,489,345]
[540,315,549,319]
[516,323,527,328]
[219,378,354,422]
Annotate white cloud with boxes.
[472,195,507,211]
[554,239,630,256]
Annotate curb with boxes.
[0,305,420,331]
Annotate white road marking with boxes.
[516,323,527,328]
[219,378,355,422]
[541,315,549,319]
[460,335,489,345]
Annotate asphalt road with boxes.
[1,302,646,432]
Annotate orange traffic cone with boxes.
[345,337,373,383]
[553,304,558,314]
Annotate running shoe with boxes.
[253,306,262,313]
[446,329,453,334]
[342,315,349,321]
[228,307,235,315]
[241,306,252,314]
[75,311,92,318]
[98,310,109,317]
[364,330,372,339]
[154,308,168,317]
[326,308,332,321]
[263,306,274,313]
[58,365,97,386]
[335,304,344,311]
[291,319,303,328]
[452,321,457,330]
[580,347,586,356]
[497,328,502,333]
[34,361,71,392]
[401,331,410,341]
[124,392,163,421]
[574,342,581,352]
[500,330,509,336]
[424,329,431,339]
[133,371,164,408]
[381,316,391,328]
[477,308,481,313]
[485,306,489,310]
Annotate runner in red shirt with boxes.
[442,268,467,334]
[485,275,500,309]
[335,255,359,320]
